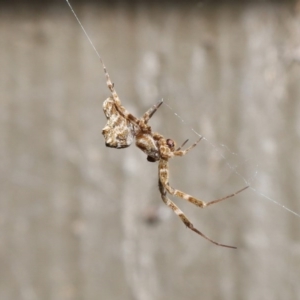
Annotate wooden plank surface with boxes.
[1,1,300,299]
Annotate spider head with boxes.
[102,98,135,149]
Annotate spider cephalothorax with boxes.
[101,60,248,249]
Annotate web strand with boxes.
[65,0,103,63]
[64,0,300,219]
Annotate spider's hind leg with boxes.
[102,65,140,126]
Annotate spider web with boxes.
[65,0,300,220]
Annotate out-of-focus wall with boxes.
[1,1,300,299]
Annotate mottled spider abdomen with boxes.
[102,97,135,148]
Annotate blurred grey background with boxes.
[1,0,300,299]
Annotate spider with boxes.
[101,61,248,249]
[64,0,248,248]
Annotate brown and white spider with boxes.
[101,60,248,249]
[64,0,248,248]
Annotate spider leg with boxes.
[102,61,118,100]
[102,62,140,125]
[205,186,249,207]
[166,181,248,208]
[159,159,249,208]
[159,159,207,208]
[176,139,189,151]
[158,180,236,249]
[173,137,203,156]
[142,99,164,123]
